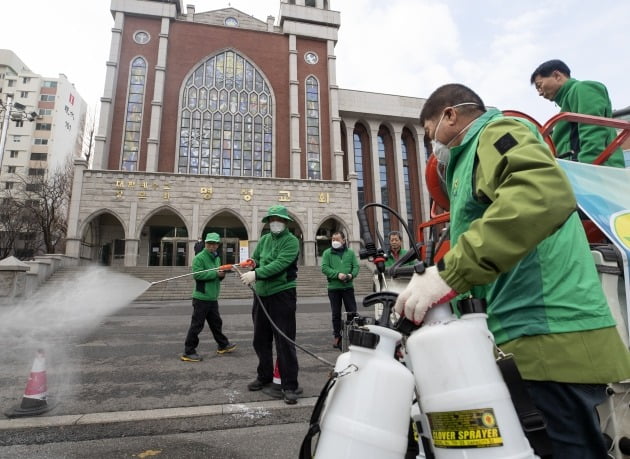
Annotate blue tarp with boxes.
[558,159,630,342]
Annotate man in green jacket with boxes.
[530,59,624,167]
[181,232,236,362]
[395,83,630,458]
[321,231,360,349]
[240,205,301,405]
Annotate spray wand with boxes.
[149,259,256,286]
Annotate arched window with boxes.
[122,57,146,171]
[353,131,365,210]
[401,137,413,230]
[305,76,321,179]
[377,134,391,236]
[179,50,273,176]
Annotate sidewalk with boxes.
[0,296,362,446]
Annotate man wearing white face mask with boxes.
[321,231,360,349]
[396,83,630,457]
[240,205,301,405]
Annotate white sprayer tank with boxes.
[406,305,537,459]
[314,325,415,459]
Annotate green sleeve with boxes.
[321,249,337,280]
[441,118,577,293]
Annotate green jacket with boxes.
[191,249,223,301]
[442,108,614,338]
[440,108,630,382]
[321,246,360,290]
[385,248,412,267]
[252,228,299,297]
[552,78,624,167]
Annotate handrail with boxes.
[540,112,630,165]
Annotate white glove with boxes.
[240,270,256,286]
[393,265,456,323]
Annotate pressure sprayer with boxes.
[302,203,541,458]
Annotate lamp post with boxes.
[0,96,39,168]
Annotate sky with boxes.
[2,0,629,126]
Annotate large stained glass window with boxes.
[179,50,273,176]
[122,57,146,171]
[305,76,321,179]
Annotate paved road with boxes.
[0,295,370,454]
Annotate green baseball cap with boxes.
[261,204,294,223]
[205,232,221,243]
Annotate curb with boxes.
[0,397,317,446]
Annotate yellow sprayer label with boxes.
[427,408,503,448]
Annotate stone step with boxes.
[45,264,375,301]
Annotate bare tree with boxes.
[14,158,74,254]
[80,104,98,167]
[0,195,41,259]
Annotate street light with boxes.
[0,97,39,167]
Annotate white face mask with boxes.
[431,102,480,181]
[269,221,286,234]
[331,241,343,249]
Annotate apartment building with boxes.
[0,49,87,257]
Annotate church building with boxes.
[65,0,429,267]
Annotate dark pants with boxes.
[328,288,357,338]
[184,298,229,354]
[525,380,608,459]
[251,288,299,391]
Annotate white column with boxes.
[146,17,170,172]
[327,40,344,181]
[93,11,124,170]
[391,123,409,246]
[65,159,88,259]
[289,35,301,179]
[368,122,383,231]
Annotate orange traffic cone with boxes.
[261,358,302,399]
[262,359,284,399]
[5,349,53,418]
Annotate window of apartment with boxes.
[12,136,20,142]
[22,77,31,84]
[20,232,37,241]
[25,183,42,192]
[8,80,15,87]
[42,81,57,88]
[7,166,16,173]
[35,123,52,131]
[40,94,55,102]
[9,150,18,158]
[33,138,48,145]
[28,168,46,176]
[30,153,47,161]
[20,91,28,98]
[5,182,14,190]
[38,108,52,116]
[15,120,23,127]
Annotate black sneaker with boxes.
[263,385,303,399]
[247,378,270,391]
[181,353,202,362]
[217,343,237,355]
[283,389,299,405]
[332,337,342,350]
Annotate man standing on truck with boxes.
[530,59,625,167]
